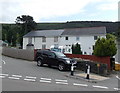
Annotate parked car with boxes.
[35,50,77,71]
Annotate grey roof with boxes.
[62,27,106,36]
[23,27,106,37]
[23,30,64,37]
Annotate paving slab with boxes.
[65,72,110,83]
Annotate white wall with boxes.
[23,37,59,49]
[59,36,95,54]
[23,37,28,49]
[34,37,42,49]
[59,35,106,54]
[23,35,106,55]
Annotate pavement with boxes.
[65,71,110,83]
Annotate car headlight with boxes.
[66,60,71,64]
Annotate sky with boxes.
[0,0,119,23]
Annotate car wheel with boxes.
[37,59,43,66]
[58,63,65,71]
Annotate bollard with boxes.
[71,63,74,76]
[86,65,90,79]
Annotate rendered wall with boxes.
[2,47,34,61]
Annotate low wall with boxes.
[2,47,34,61]
[65,54,111,70]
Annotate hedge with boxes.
[75,58,108,76]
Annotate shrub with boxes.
[93,37,117,57]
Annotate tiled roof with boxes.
[23,30,64,37]
[62,27,106,36]
[23,27,106,37]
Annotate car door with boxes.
[47,52,58,66]
[42,51,49,64]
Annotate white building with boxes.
[23,27,106,55]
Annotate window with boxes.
[42,44,46,49]
[94,36,98,40]
[48,52,56,58]
[65,37,68,40]
[76,37,80,41]
[28,37,32,43]
[68,49,71,52]
[42,37,46,42]
[54,37,58,42]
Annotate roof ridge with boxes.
[64,26,106,30]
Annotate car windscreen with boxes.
[54,52,66,58]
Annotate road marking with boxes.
[40,80,51,83]
[8,77,20,80]
[56,82,68,85]
[2,60,6,64]
[114,88,120,90]
[116,76,120,80]
[0,74,9,76]
[55,79,67,82]
[0,76,5,78]
[73,83,88,87]
[40,78,51,81]
[24,78,36,82]
[92,85,108,89]
[25,76,36,79]
[0,66,2,68]
[12,75,22,78]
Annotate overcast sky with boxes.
[0,0,119,23]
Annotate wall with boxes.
[65,54,111,70]
[23,35,106,54]
[34,37,42,49]
[23,37,59,50]
[59,35,106,55]
[115,39,120,63]
[118,39,120,63]
[23,37,28,49]
[2,47,34,61]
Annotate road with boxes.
[1,56,120,91]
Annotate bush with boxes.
[72,43,82,54]
[93,37,117,57]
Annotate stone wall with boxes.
[2,47,34,61]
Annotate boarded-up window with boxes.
[54,37,58,42]
[42,37,46,42]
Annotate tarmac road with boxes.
[1,56,119,91]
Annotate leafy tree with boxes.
[15,15,37,34]
[72,43,82,54]
[93,35,117,57]
[15,15,37,46]
[106,33,116,40]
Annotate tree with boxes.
[106,33,116,40]
[93,35,117,57]
[15,15,37,46]
[72,43,82,54]
[15,15,37,34]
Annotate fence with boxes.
[2,47,34,61]
[65,54,111,70]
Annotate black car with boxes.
[35,50,77,71]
